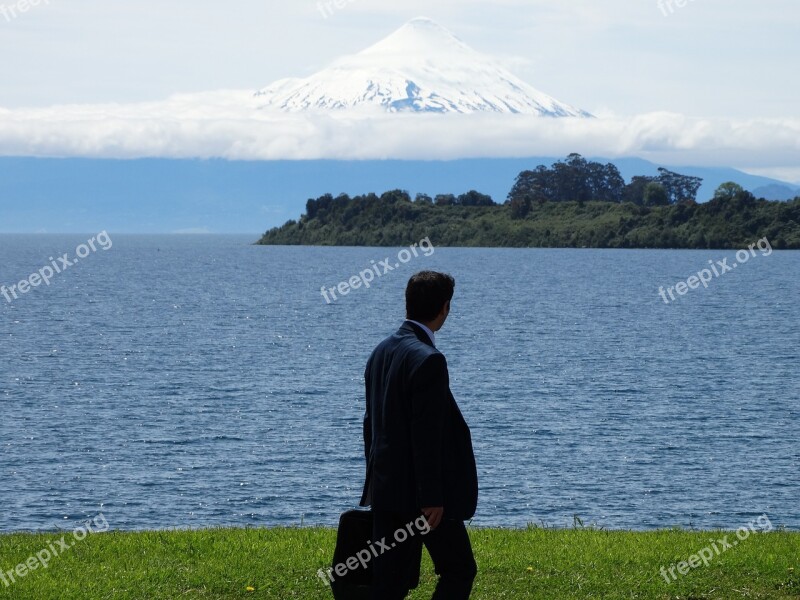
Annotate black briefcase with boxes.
[328,509,421,599]
[329,510,373,599]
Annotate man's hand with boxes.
[421,506,444,530]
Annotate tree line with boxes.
[259,154,800,249]
[507,154,704,218]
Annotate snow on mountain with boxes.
[255,17,591,117]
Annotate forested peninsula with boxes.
[258,154,800,249]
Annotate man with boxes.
[360,271,478,599]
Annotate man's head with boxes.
[405,271,455,332]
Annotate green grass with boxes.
[1,526,798,599]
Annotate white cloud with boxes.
[0,95,798,179]
[741,167,800,185]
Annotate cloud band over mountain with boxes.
[0,98,798,180]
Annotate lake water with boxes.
[1,235,798,532]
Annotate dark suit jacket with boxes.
[359,321,478,521]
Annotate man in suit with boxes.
[360,271,478,599]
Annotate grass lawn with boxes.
[0,526,798,599]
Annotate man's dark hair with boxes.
[405,271,455,322]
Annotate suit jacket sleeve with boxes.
[410,353,449,508]
[363,362,372,462]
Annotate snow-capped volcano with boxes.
[256,17,591,117]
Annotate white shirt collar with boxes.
[405,319,435,347]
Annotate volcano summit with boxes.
[256,17,591,117]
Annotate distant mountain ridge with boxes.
[751,184,800,201]
[255,17,590,117]
[0,157,796,234]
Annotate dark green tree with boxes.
[713,182,745,201]
[380,189,411,204]
[623,176,656,205]
[508,165,554,204]
[643,182,669,206]
[434,194,457,206]
[509,196,532,219]
[552,153,592,203]
[458,190,495,206]
[657,168,703,204]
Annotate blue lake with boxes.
[1,235,798,532]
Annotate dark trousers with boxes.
[369,510,477,600]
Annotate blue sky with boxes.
[1,0,798,180]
